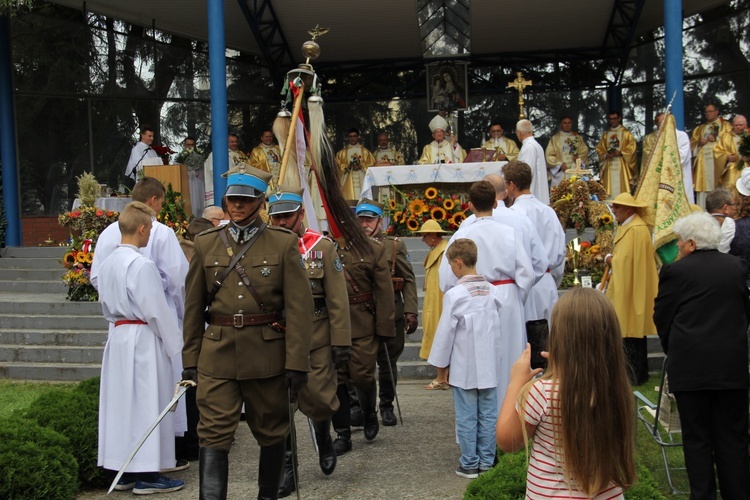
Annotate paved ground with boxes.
[79,380,472,499]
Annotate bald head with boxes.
[202,205,225,226]
[733,115,748,135]
[483,174,507,200]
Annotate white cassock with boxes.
[97,245,183,473]
[428,280,502,392]
[463,204,555,324]
[438,218,534,408]
[203,149,246,205]
[125,142,158,181]
[91,220,188,435]
[511,194,566,323]
[517,136,550,205]
[676,130,695,204]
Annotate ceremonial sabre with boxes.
[382,342,403,426]
[107,380,197,495]
[288,388,301,500]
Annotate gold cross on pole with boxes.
[507,72,532,119]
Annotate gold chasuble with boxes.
[248,144,282,187]
[605,214,658,339]
[641,131,659,172]
[690,118,732,192]
[335,145,375,200]
[480,137,519,161]
[595,126,637,197]
[418,141,467,164]
[715,131,745,190]
[373,147,405,166]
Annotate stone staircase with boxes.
[0,237,664,382]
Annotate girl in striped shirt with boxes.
[496,288,636,499]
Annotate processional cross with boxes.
[566,158,593,179]
[507,72,532,119]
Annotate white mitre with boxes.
[429,115,449,132]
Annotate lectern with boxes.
[143,164,192,217]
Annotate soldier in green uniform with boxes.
[356,199,418,426]
[182,167,314,500]
[267,186,351,498]
[331,208,396,455]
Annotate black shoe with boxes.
[363,412,379,441]
[381,407,397,426]
[333,434,352,456]
[350,408,364,427]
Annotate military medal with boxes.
[261,267,271,277]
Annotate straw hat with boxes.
[736,167,750,196]
[414,219,449,233]
[610,192,647,208]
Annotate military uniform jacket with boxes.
[183,222,314,379]
[338,240,395,339]
[301,232,351,350]
[375,234,418,319]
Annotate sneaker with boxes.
[133,476,185,495]
[160,459,190,473]
[114,477,136,491]
[455,466,479,479]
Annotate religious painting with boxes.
[426,62,468,113]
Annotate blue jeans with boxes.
[452,386,498,470]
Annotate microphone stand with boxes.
[131,147,153,180]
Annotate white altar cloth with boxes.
[360,161,508,200]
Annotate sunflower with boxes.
[431,207,447,221]
[443,199,455,210]
[425,187,438,200]
[63,252,76,266]
[393,211,403,223]
[450,211,466,226]
[406,218,420,231]
[76,252,88,263]
[389,199,397,210]
[600,213,613,225]
[85,252,94,264]
[408,199,427,214]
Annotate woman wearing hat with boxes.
[603,192,658,385]
[415,220,450,390]
[729,167,750,287]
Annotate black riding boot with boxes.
[277,436,295,498]
[257,441,286,500]
[331,383,352,455]
[312,419,337,475]
[356,380,379,441]
[199,447,228,500]
[347,379,363,426]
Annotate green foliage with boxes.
[464,451,667,499]
[158,182,190,236]
[0,380,75,419]
[0,416,78,499]
[24,377,106,488]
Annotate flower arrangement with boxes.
[60,241,98,302]
[739,130,750,159]
[174,145,206,172]
[385,186,467,236]
[607,134,620,154]
[152,145,176,165]
[158,183,191,237]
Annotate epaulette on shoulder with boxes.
[196,225,225,238]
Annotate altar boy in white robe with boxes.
[438,180,534,409]
[505,160,567,323]
[97,202,185,494]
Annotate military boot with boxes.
[277,436,295,498]
[331,383,352,456]
[257,441,285,500]
[312,419,337,475]
[356,380,379,441]
[199,447,228,500]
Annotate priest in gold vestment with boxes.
[641,113,665,173]
[335,128,375,200]
[595,111,637,198]
[248,129,282,188]
[481,122,519,162]
[545,116,589,187]
[716,115,748,190]
[417,115,467,165]
[372,133,405,166]
[691,103,732,204]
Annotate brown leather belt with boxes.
[348,291,373,304]
[211,311,283,328]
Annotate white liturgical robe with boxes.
[125,142,158,180]
[97,245,182,473]
[517,136,550,205]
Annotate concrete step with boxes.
[1,247,66,259]
[0,280,66,293]
[0,257,62,269]
[0,329,107,346]
[0,345,104,364]
[0,269,66,281]
[0,293,102,315]
[0,362,101,382]
[2,314,109,330]
[392,359,432,379]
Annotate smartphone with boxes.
[526,319,549,370]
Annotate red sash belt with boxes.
[491,279,515,285]
[114,319,147,327]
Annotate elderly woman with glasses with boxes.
[654,211,750,499]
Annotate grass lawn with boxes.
[0,379,77,419]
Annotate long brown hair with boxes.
[518,287,636,495]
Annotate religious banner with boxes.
[635,113,691,264]
[426,62,468,112]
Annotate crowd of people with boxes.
[105,101,750,498]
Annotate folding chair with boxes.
[634,357,686,495]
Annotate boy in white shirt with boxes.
[428,238,503,479]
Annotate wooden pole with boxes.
[278,83,306,187]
